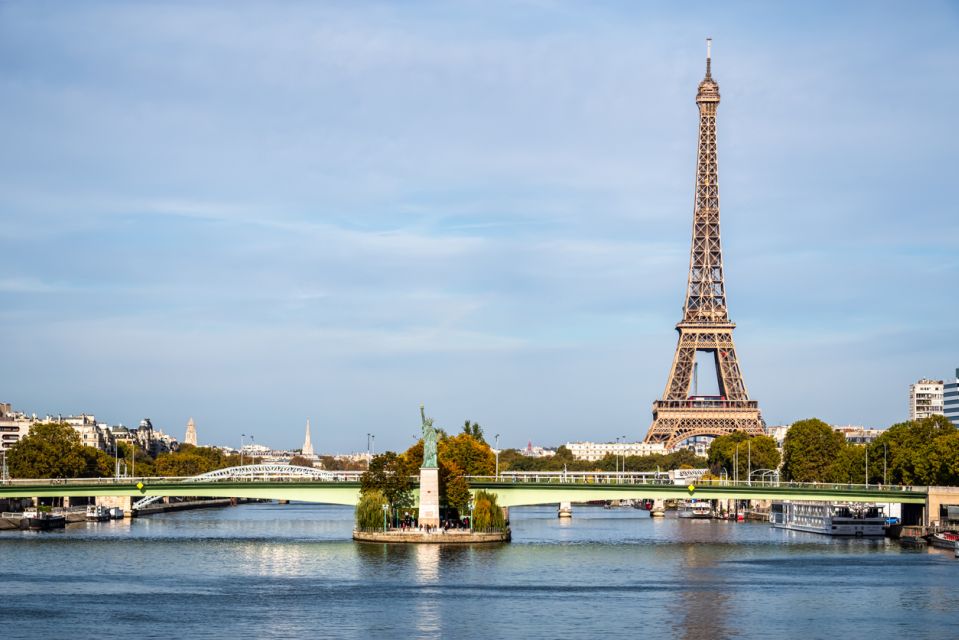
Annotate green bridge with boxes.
[0,466,929,508]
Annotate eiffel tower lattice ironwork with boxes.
[644,39,764,449]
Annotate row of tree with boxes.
[779,415,959,485]
[497,446,704,473]
[3,422,254,479]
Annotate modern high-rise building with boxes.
[908,378,944,421]
[944,369,959,427]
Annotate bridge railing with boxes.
[0,471,365,487]
[465,473,924,494]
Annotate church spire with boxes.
[302,419,314,456]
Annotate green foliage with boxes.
[444,471,472,512]
[355,490,387,530]
[7,422,89,478]
[361,452,414,510]
[781,418,846,482]
[440,433,495,476]
[872,415,958,485]
[471,490,505,530]
[318,455,366,471]
[461,420,486,445]
[707,432,780,479]
[152,444,239,477]
[81,447,117,477]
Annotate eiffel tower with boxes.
[644,39,764,449]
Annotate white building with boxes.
[564,441,667,462]
[832,425,883,445]
[0,403,33,453]
[909,378,944,421]
[765,425,790,449]
[945,368,959,428]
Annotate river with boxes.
[1,503,957,639]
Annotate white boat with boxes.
[109,507,124,519]
[677,500,712,519]
[85,505,110,521]
[770,502,885,537]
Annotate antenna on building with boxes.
[705,37,713,78]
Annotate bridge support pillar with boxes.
[558,501,572,518]
[96,495,133,518]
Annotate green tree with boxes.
[461,420,486,444]
[873,415,957,485]
[81,447,117,477]
[355,489,387,530]
[361,452,414,510]
[471,490,506,530]
[707,433,781,480]
[7,422,88,478]
[781,418,846,482]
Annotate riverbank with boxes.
[352,528,511,544]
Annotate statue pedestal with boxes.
[418,467,440,527]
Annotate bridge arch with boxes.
[132,465,356,510]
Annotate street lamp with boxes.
[382,503,388,532]
[621,435,627,474]
[747,440,751,486]
[733,442,742,484]
[494,434,500,479]
[614,437,620,474]
[883,443,888,485]
[240,434,246,466]
[371,434,375,457]
[250,434,256,463]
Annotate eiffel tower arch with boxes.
[644,39,765,450]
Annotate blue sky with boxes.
[1,1,957,452]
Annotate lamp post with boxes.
[366,433,371,467]
[883,443,888,485]
[747,440,751,486]
[250,434,256,463]
[734,443,741,484]
[371,434,375,457]
[382,503,388,532]
[240,434,246,466]
[621,435,627,474]
[614,437,620,474]
[865,443,869,488]
[494,434,500,479]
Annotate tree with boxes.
[361,452,414,510]
[81,447,117,477]
[707,433,780,480]
[873,415,957,485]
[7,422,88,478]
[781,418,846,482]
[471,490,506,530]
[355,489,387,530]
[288,455,314,468]
[440,433,495,477]
[461,420,486,444]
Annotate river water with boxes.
[1,503,957,639]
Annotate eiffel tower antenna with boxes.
[643,40,765,449]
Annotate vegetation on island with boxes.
[496,446,704,474]
[357,420,496,528]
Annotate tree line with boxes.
[4,422,255,479]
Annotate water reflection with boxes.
[668,532,734,640]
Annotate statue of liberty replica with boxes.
[418,404,440,526]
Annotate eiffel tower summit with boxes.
[644,39,765,449]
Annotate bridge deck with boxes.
[0,475,928,507]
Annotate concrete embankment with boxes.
[353,529,511,544]
[134,498,251,516]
